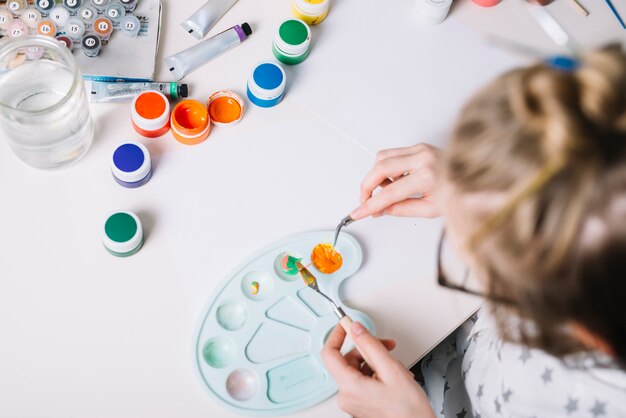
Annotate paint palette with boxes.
[194,231,374,416]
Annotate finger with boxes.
[350,322,406,381]
[321,325,363,384]
[358,154,421,205]
[383,198,441,218]
[344,339,397,367]
[353,174,427,220]
[374,144,427,162]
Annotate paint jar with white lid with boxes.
[131,90,171,138]
[272,19,311,65]
[291,0,329,25]
[246,61,286,108]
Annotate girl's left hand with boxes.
[322,322,436,418]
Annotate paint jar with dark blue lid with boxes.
[247,61,286,108]
[111,141,152,188]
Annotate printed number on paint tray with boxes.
[67,0,77,6]
[9,2,19,10]
[85,37,96,47]
[98,22,109,31]
[125,21,135,30]
[39,0,50,8]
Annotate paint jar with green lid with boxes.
[272,19,311,65]
[292,0,329,25]
[102,211,143,257]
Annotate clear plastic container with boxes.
[0,35,94,169]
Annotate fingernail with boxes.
[351,322,366,337]
[350,208,361,219]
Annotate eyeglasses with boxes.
[437,229,514,305]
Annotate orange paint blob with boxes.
[311,243,343,274]
[209,96,242,124]
[170,99,211,145]
[135,92,167,119]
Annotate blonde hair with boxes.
[447,45,626,361]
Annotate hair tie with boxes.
[545,55,579,72]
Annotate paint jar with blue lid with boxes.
[247,61,286,108]
[102,211,143,257]
[272,19,311,65]
[111,141,152,188]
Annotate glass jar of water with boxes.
[0,35,94,169]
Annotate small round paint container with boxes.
[105,2,125,25]
[78,5,97,24]
[7,0,28,14]
[93,17,113,40]
[246,61,287,108]
[472,0,501,6]
[81,34,101,57]
[416,0,452,24]
[111,142,152,188]
[170,100,211,145]
[207,91,244,127]
[131,90,171,138]
[291,0,329,25]
[25,46,45,60]
[49,6,70,28]
[102,211,144,257]
[34,0,55,15]
[8,20,28,38]
[90,0,110,12]
[56,35,74,50]
[119,0,138,12]
[20,8,42,29]
[0,9,15,33]
[272,19,311,65]
[37,19,57,37]
[65,18,85,40]
[120,14,140,37]
[63,0,83,14]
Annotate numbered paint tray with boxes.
[193,231,375,416]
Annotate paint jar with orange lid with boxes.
[207,91,244,127]
[93,17,113,40]
[292,0,329,25]
[131,90,171,138]
[170,99,211,145]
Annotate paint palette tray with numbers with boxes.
[193,231,375,416]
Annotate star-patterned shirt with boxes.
[421,309,626,418]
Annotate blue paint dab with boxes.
[253,63,283,90]
[113,144,145,173]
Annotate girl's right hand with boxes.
[350,144,443,220]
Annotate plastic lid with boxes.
[102,211,143,255]
[241,22,252,36]
[0,10,14,31]
[35,0,55,12]
[248,62,286,100]
[111,142,151,184]
[49,6,70,27]
[79,6,97,23]
[170,99,210,142]
[8,20,28,38]
[82,34,101,50]
[37,20,56,37]
[105,3,125,23]
[132,90,170,131]
[56,35,73,49]
[20,9,42,28]
[120,15,140,37]
[66,18,86,40]
[64,0,83,10]
[293,0,329,16]
[94,17,113,37]
[207,91,245,127]
[416,0,452,24]
[274,19,311,56]
[178,84,189,98]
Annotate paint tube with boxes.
[164,22,252,81]
[90,81,189,103]
[181,0,238,40]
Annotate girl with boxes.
[323,45,626,418]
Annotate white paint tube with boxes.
[181,0,238,40]
[164,22,252,81]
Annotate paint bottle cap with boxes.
[416,0,452,25]
[207,91,245,127]
[65,18,86,40]
[20,8,42,29]
[93,17,113,39]
[81,34,101,57]
[49,6,71,27]
[111,141,152,188]
[170,99,211,145]
[25,46,45,60]
[131,90,171,138]
[274,19,311,59]
[247,62,286,108]
[56,35,74,49]
[241,22,252,36]
[0,10,15,31]
[37,20,57,37]
[120,15,140,37]
[63,0,83,12]
[8,20,28,38]
[472,0,501,5]
[119,0,138,12]
[105,3,125,24]
[102,211,144,257]
[178,84,189,98]
[35,0,55,14]
[7,0,28,13]
[293,0,329,17]
[78,5,97,23]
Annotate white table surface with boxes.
[0,0,623,417]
